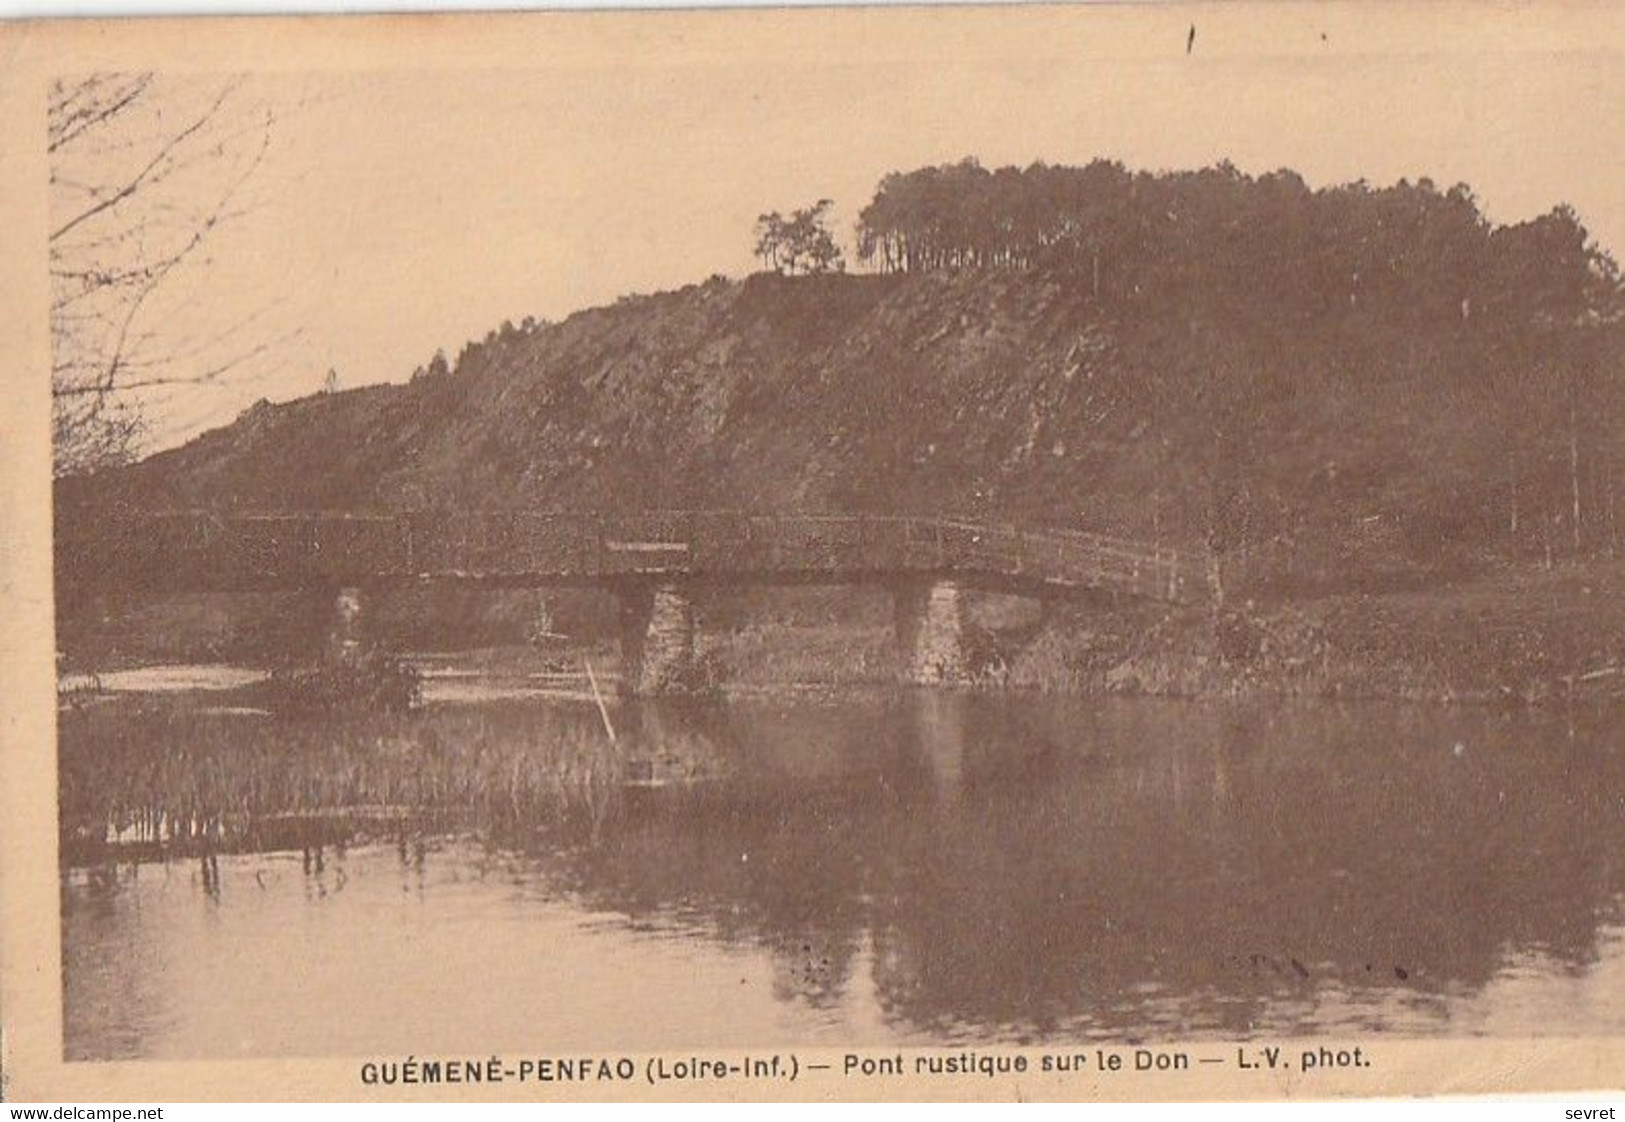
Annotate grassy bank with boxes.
[1070,562,1625,704]
[691,562,1625,707]
[55,562,1625,708]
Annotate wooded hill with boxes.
[63,159,1624,599]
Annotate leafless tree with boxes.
[49,73,285,476]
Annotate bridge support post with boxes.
[893,579,967,685]
[617,582,696,694]
[327,585,368,665]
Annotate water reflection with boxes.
[60,690,1625,1058]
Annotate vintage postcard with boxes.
[1,1,1622,1103]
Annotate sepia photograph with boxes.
[1,0,1622,1103]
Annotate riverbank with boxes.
[1132,562,1625,705]
[1224,560,1625,705]
[54,561,1625,708]
[695,561,1625,707]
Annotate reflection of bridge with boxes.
[57,510,1205,691]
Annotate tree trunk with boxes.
[1607,457,1618,560]
[1570,395,1583,556]
[1508,465,1519,540]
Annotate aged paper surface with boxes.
[2,1,1623,1102]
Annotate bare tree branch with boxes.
[50,73,283,476]
[50,79,243,245]
[48,73,154,155]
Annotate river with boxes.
[58,677,1625,1060]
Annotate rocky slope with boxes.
[61,261,1624,597]
[75,271,1155,520]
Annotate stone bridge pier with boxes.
[616,577,982,693]
[613,577,978,694]
[327,585,369,664]
[893,579,968,685]
[617,581,697,694]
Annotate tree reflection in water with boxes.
[60,690,1625,1043]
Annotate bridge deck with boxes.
[55,510,1207,603]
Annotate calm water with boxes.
[60,685,1625,1060]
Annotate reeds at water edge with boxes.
[58,698,656,863]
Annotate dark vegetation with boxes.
[55,158,1625,697]
[859,159,1623,593]
[64,158,1621,596]
[252,652,421,713]
[754,198,845,275]
[57,700,627,862]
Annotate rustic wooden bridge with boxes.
[57,509,1205,690]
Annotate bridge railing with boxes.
[924,519,1201,601]
[55,508,1207,602]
